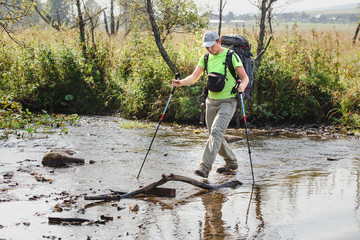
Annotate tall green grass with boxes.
[0,25,359,129]
[251,25,359,127]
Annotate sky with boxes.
[194,0,360,14]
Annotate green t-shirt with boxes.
[198,49,243,100]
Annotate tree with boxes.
[125,0,207,74]
[103,0,120,36]
[353,22,360,45]
[45,0,70,26]
[146,0,177,74]
[83,0,103,47]
[249,0,298,65]
[218,0,227,36]
[353,4,360,44]
[34,4,60,31]
[0,0,36,44]
[119,0,208,42]
[249,0,277,65]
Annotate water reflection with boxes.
[201,191,228,239]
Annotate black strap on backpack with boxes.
[200,50,241,127]
[203,51,230,76]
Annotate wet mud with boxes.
[0,116,359,239]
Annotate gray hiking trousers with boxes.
[200,97,238,173]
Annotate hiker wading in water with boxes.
[172,31,249,178]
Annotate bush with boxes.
[0,27,359,128]
[0,39,120,114]
[251,25,358,126]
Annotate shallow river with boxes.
[0,116,359,240]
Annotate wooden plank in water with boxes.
[143,187,176,198]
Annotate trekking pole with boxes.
[136,73,180,179]
[239,91,255,185]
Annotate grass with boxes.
[1,23,359,128]
[119,120,152,129]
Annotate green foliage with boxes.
[1,24,359,129]
[119,0,208,42]
[0,0,35,35]
[114,32,205,122]
[154,0,209,41]
[0,96,78,138]
[252,25,359,126]
[116,35,171,119]
[0,39,119,114]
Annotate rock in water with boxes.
[42,149,85,167]
[129,204,139,212]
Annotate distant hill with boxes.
[299,3,359,14]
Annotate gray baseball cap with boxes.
[202,31,219,47]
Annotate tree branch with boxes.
[34,5,60,31]
[84,174,242,201]
[146,0,178,74]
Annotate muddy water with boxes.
[0,116,359,240]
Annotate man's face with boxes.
[206,40,221,55]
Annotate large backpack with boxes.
[200,34,255,128]
[220,34,254,100]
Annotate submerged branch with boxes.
[84,173,242,201]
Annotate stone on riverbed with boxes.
[42,149,85,167]
[224,135,242,143]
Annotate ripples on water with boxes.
[0,116,359,239]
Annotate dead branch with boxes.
[48,217,90,224]
[84,174,242,201]
[353,23,360,44]
[0,22,24,46]
[48,217,107,225]
[34,6,60,31]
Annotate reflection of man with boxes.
[201,191,228,239]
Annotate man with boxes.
[172,30,249,178]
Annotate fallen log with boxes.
[48,217,107,225]
[84,173,242,201]
[48,217,90,224]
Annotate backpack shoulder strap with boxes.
[204,52,209,74]
[226,50,239,80]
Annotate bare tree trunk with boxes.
[104,12,109,35]
[353,23,360,44]
[116,17,120,32]
[218,0,227,36]
[56,9,61,27]
[255,0,277,67]
[110,0,115,35]
[124,0,130,36]
[76,0,87,59]
[218,0,223,36]
[257,0,267,60]
[146,0,178,74]
[267,7,273,35]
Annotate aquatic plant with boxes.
[0,96,78,139]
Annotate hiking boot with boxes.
[216,164,238,173]
[194,167,209,178]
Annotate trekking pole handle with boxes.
[172,73,180,94]
[232,79,242,94]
